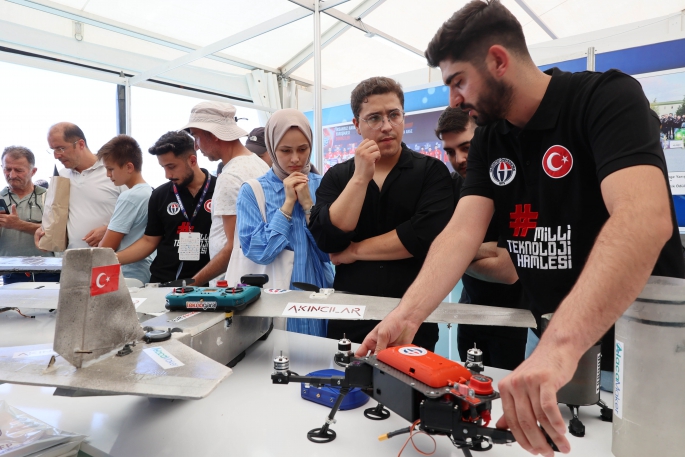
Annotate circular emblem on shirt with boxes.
[398,346,428,357]
[204,199,212,213]
[489,158,517,186]
[542,145,573,179]
[167,202,180,216]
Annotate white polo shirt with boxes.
[59,159,124,249]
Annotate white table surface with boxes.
[0,324,613,457]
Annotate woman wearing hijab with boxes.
[235,109,334,337]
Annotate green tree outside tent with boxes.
[677,95,685,116]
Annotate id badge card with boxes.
[178,232,201,261]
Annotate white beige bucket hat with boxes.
[180,101,248,141]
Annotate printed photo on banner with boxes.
[636,69,685,228]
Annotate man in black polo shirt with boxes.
[309,76,454,351]
[117,131,215,283]
[436,107,527,370]
[356,2,685,455]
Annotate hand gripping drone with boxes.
[271,339,515,457]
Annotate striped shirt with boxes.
[236,169,334,337]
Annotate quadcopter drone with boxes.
[271,338,516,457]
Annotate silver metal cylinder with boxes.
[612,276,685,457]
[542,313,600,406]
[556,343,601,406]
[273,354,290,373]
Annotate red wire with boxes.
[397,420,436,457]
[0,307,32,318]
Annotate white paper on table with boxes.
[282,303,366,319]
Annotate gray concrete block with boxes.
[53,248,144,368]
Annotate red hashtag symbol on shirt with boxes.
[510,204,538,237]
[177,222,194,233]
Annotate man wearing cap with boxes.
[184,102,270,286]
[245,127,272,167]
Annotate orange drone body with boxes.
[376,345,472,388]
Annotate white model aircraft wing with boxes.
[0,339,230,400]
[236,290,537,328]
[2,285,536,328]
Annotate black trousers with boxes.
[457,324,527,371]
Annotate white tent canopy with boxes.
[3,0,685,170]
[3,0,685,108]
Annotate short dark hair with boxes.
[148,131,195,157]
[2,146,35,168]
[350,77,404,119]
[435,107,475,139]
[425,0,529,68]
[97,135,143,171]
[62,124,88,147]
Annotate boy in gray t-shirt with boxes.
[97,135,154,284]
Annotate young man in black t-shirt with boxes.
[436,107,527,370]
[356,2,685,455]
[309,76,454,352]
[117,131,215,283]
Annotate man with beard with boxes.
[436,107,526,370]
[117,131,215,283]
[183,102,269,286]
[310,76,454,351]
[356,1,685,456]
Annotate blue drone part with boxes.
[164,286,261,312]
[301,369,370,410]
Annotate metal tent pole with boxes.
[587,46,595,71]
[116,84,126,135]
[313,0,323,170]
[125,80,132,135]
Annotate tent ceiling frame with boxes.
[288,0,424,57]
[128,9,307,85]
[6,0,276,72]
[128,0,349,86]
[5,0,308,87]
[280,0,386,77]
[513,0,557,40]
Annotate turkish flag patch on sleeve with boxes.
[90,264,121,296]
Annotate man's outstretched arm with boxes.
[116,235,161,265]
[495,165,674,457]
[355,195,494,356]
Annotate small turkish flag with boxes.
[90,264,121,296]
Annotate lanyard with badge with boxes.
[173,177,210,279]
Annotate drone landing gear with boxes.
[597,399,613,422]
[564,399,613,438]
[364,402,390,420]
[307,387,350,443]
[567,405,585,437]
[452,436,493,457]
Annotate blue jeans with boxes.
[525,328,613,392]
[2,272,61,285]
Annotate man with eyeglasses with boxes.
[35,122,123,250]
[310,76,454,351]
[1,146,59,284]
